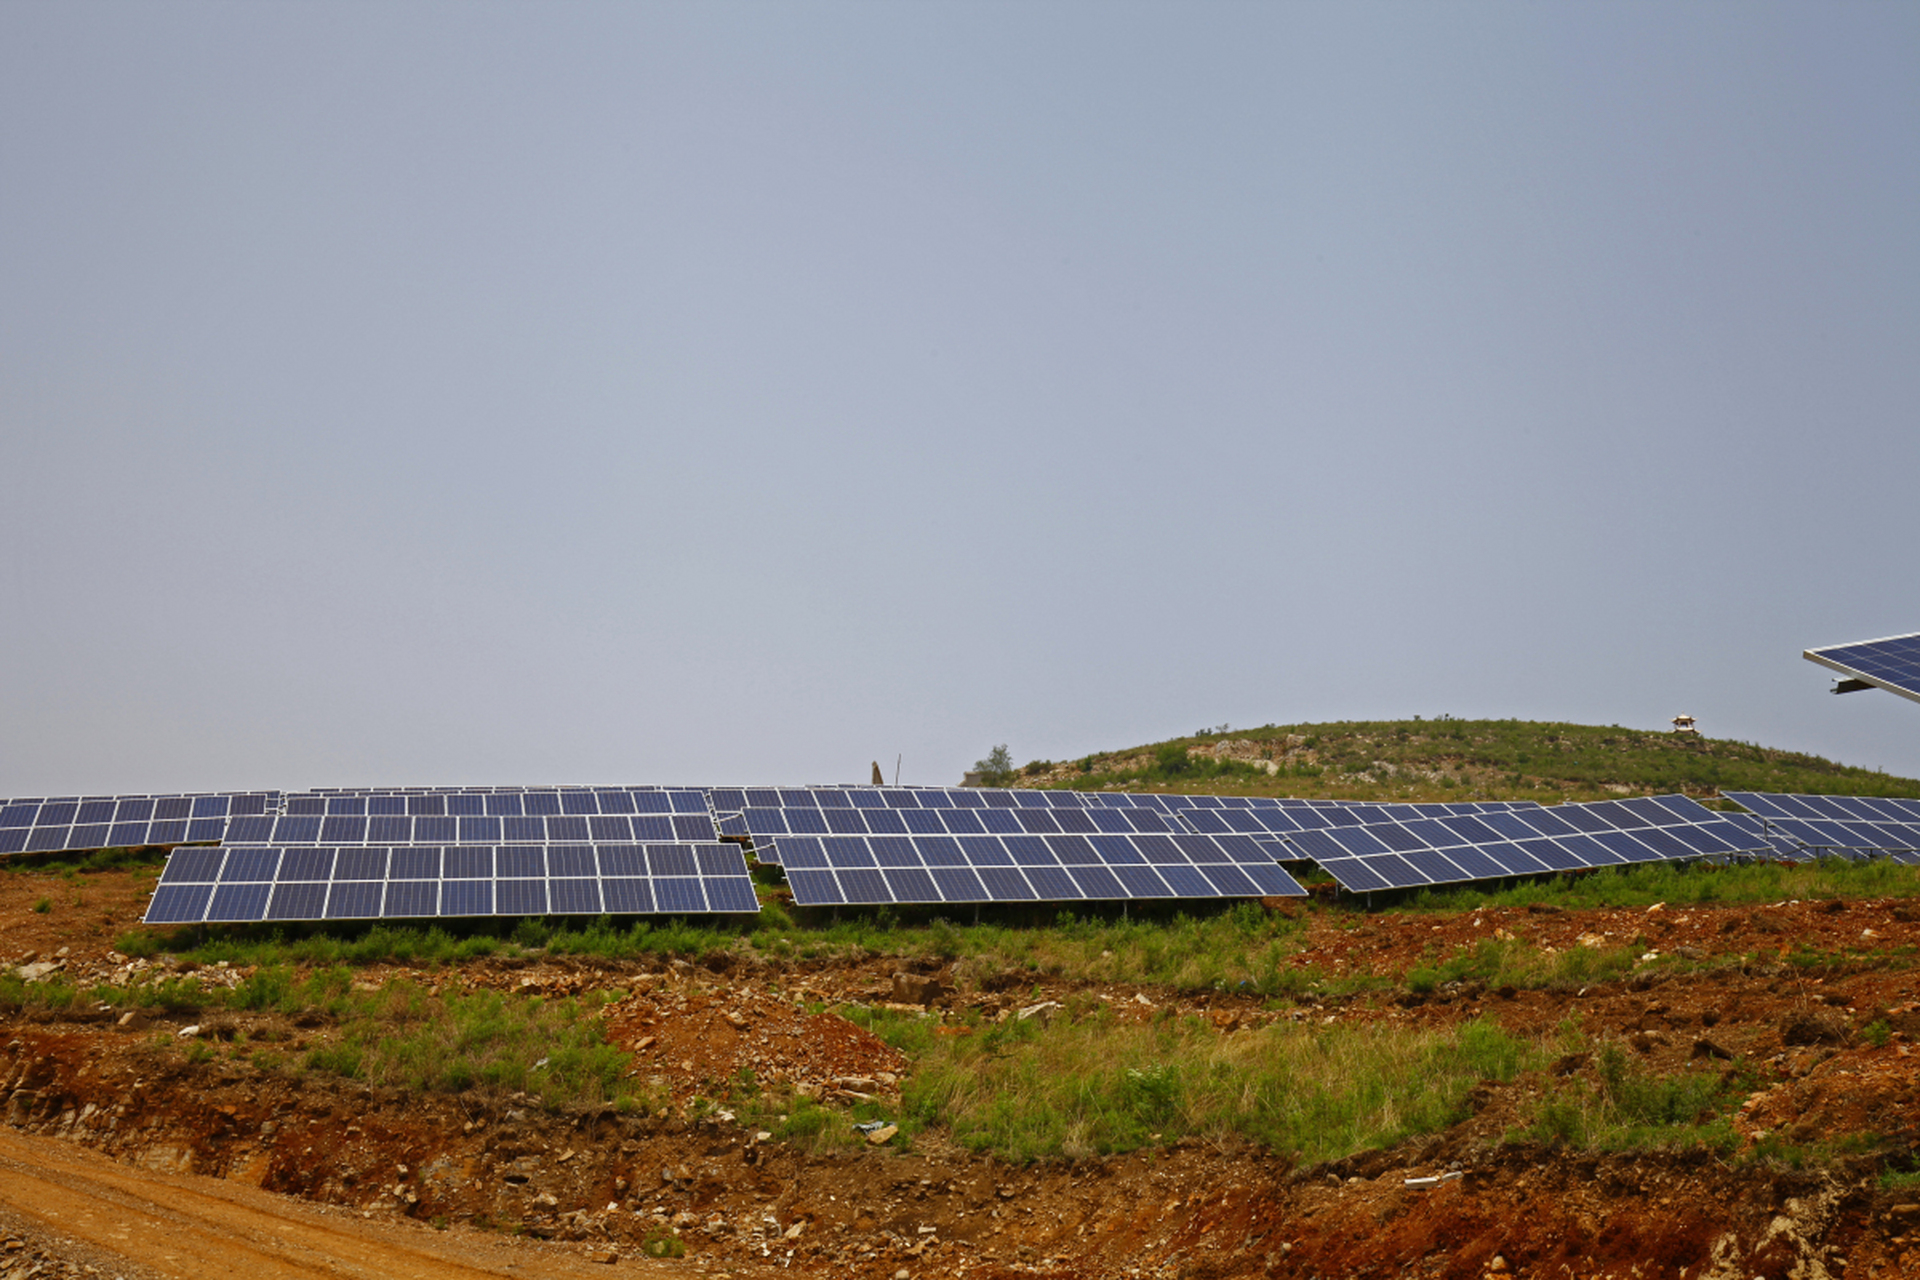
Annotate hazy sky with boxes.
[4,2,1918,796]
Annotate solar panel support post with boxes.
[1833,679,1873,694]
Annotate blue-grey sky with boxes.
[4,2,1918,796]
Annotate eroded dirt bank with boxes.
[7,872,1920,1278]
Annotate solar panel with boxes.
[142,841,758,924]
[774,824,1305,906]
[1722,792,1920,859]
[0,791,282,857]
[1284,794,1766,896]
[1806,632,1920,705]
[102,779,1920,920]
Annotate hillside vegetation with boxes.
[1016,716,1920,805]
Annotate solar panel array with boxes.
[1805,632,1920,706]
[0,792,277,855]
[49,784,762,925]
[228,787,719,846]
[1722,791,1920,864]
[6,776,1916,925]
[146,841,760,925]
[706,786,1540,866]
[715,787,1305,899]
[1273,794,1764,894]
[705,787,1573,906]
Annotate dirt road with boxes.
[0,1129,706,1279]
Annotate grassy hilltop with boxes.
[1013,717,1920,805]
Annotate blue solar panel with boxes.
[836,867,892,904]
[438,880,493,915]
[328,881,385,918]
[268,881,329,919]
[654,877,707,913]
[930,866,989,900]
[1284,793,1772,896]
[281,847,337,880]
[1807,632,1920,705]
[220,847,281,881]
[601,877,654,912]
[496,879,547,914]
[147,883,215,923]
[784,868,840,903]
[1317,858,1392,892]
[206,882,271,922]
[385,880,439,916]
[1059,864,1123,898]
[704,877,760,912]
[161,847,226,883]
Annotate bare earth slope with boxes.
[7,868,1920,1279]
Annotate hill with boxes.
[11,725,1920,1278]
[1013,716,1920,804]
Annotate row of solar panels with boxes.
[1,782,1529,859]
[1723,791,1920,862]
[722,789,1920,903]
[708,785,1534,817]
[725,800,1544,850]
[145,842,761,924]
[2,813,720,854]
[772,831,1303,906]
[269,789,711,817]
[1270,794,1754,893]
[1,779,1912,923]
[0,787,707,828]
[712,790,1539,864]
[723,791,1728,903]
[222,812,719,846]
[0,793,276,853]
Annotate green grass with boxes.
[1036,717,1920,804]
[0,958,642,1111]
[1400,935,1642,996]
[216,966,634,1108]
[1522,1042,1744,1152]
[1399,857,1920,913]
[299,982,638,1107]
[118,901,1325,995]
[848,1003,1533,1164]
[2,846,170,877]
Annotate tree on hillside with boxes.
[974,744,1015,786]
